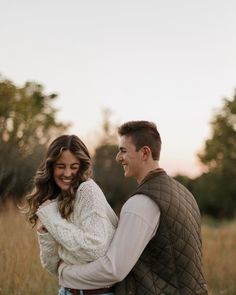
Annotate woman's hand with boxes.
[36,218,48,233]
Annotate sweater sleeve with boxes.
[58,194,160,289]
[37,231,60,276]
[36,180,116,263]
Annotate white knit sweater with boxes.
[36,179,118,276]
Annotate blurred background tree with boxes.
[92,109,136,214]
[176,92,236,218]
[0,76,69,203]
[195,92,236,218]
[1,74,235,219]
[93,144,136,213]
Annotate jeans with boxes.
[58,287,114,295]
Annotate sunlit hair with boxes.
[26,135,92,227]
[118,120,162,160]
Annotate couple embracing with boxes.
[26,120,208,295]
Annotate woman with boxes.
[26,135,118,295]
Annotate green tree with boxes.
[0,76,69,202]
[93,144,136,213]
[92,109,136,213]
[0,77,69,153]
[196,92,236,218]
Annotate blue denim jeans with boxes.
[58,287,114,295]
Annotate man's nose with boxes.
[116,152,121,162]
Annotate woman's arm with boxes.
[36,180,117,263]
[58,195,160,289]
[37,231,61,276]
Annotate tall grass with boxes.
[0,203,58,294]
[202,218,236,295]
[0,203,236,294]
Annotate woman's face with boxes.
[53,150,80,191]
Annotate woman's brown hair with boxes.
[26,135,92,227]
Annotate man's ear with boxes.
[141,146,151,160]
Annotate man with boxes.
[59,120,208,294]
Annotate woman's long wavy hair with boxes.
[26,135,92,227]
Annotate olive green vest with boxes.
[115,169,208,295]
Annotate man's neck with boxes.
[137,162,160,184]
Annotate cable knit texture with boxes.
[37,179,118,276]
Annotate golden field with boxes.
[202,218,236,295]
[0,204,236,295]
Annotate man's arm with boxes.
[58,194,160,289]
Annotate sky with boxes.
[1,0,236,177]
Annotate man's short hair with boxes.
[118,120,162,160]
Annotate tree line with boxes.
[0,76,235,218]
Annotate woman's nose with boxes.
[64,167,72,176]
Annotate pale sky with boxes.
[1,0,236,177]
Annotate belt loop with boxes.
[79,291,84,295]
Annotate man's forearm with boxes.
[59,255,120,289]
[58,195,160,289]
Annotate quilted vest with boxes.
[115,169,208,295]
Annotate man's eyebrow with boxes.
[119,147,126,151]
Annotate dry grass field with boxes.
[0,203,58,294]
[202,218,236,295]
[0,203,236,295]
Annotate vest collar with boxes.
[138,168,166,187]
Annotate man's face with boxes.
[116,135,143,181]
